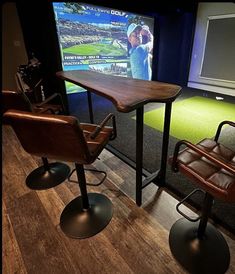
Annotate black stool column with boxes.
[169,192,230,274]
[60,163,113,239]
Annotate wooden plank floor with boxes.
[2,125,235,274]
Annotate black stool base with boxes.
[60,193,113,239]
[169,218,230,274]
[26,162,70,190]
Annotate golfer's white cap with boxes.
[127,23,142,37]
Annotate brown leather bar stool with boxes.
[2,90,70,190]
[4,109,116,238]
[169,120,235,274]
[2,90,31,114]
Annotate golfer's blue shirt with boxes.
[129,44,152,80]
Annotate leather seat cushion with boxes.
[175,138,235,202]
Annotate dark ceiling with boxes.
[71,0,199,15]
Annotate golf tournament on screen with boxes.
[52,2,154,93]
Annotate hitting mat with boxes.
[142,96,235,143]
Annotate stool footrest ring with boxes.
[176,188,205,222]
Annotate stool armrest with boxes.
[36,107,55,114]
[90,113,117,140]
[36,92,65,113]
[214,120,235,142]
[172,140,235,175]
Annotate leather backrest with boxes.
[4,110,92,164]
[2,90,31,113]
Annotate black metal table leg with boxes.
[87,90,94,123]
[136,106,144,206]
[86,92,172,207]
[155,102,172,185]
[137,102,173,205]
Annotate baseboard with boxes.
[187,82,235,97]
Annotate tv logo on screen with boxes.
[111,10,126,16]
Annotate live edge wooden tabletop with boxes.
[56,70,182,113]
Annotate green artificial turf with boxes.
[142,96,235,143]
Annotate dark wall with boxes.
[16,1,197,97]
[16,1,69,113]
[154,11,197,85]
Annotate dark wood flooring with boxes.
[2,125,235,274]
